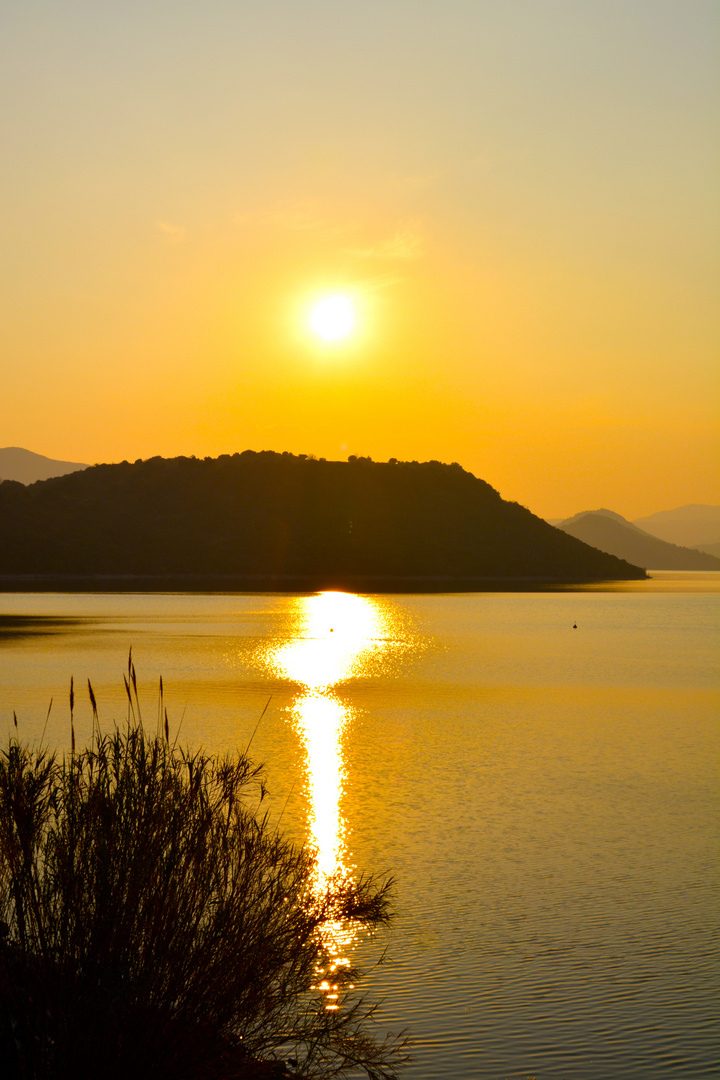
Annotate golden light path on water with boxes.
[268,592,388,1007]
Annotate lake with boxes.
[1,574,718,1078]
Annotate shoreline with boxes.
[0,571,648,593]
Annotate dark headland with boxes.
[0,452,646,590]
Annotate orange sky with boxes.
[1,1,718,519]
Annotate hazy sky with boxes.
[1,0,718,518]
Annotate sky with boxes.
[1,0,718,520]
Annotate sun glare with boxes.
[310,295,355,341]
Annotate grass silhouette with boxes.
[0,664,404,1079]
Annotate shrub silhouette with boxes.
[0,679,403,1079]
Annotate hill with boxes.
[0,447,90,484]
[557,510,720,571]
[0,452,646,588]
[632,504,720,549]
[558,508,628,528]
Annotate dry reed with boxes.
[0,667,405,1080]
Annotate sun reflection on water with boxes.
[273,590,383,693]
[268,591,388,1006]
[271,591,386,883]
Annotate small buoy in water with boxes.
[330,628,334,632]
[573,623,577,629]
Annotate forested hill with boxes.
[0,452,646,586]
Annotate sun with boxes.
[309,295,355,341]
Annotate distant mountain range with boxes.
[0,447,90,485]
[0,452,645,588]
[556,509,720,571]
[632,505,720,551]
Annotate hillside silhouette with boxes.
[557,510,720,571]
[0,452,646,588]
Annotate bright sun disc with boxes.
[310,296,355,341]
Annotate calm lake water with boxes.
[1,575,718,1079]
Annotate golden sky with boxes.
[1,0,718,519]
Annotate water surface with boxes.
[0,575,718,1078]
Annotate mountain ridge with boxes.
[632,504,720,549]
[0,452,645,588]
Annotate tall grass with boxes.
[0,670,405,1079]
